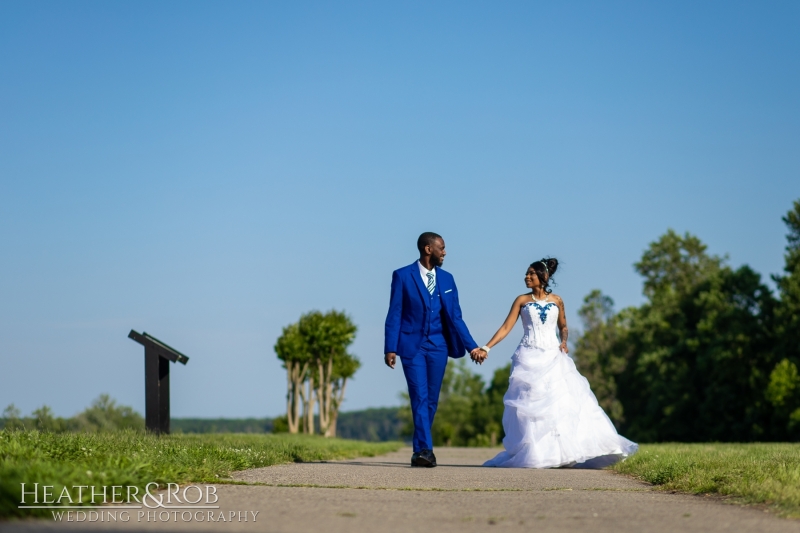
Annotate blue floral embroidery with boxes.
[527,302,555,323]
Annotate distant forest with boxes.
[171,407,403,442]
[2,398,404,442]
[170,417,274,434]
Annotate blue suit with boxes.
[385,262,478,452]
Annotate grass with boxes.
[0,429,402,519]
[612,443,800,518]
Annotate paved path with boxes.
[3,447,798,533]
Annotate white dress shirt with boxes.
[417,260,436,291]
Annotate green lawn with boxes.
[612,443,800,518]
[0,429,402,519]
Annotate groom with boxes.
[384,232,482,467]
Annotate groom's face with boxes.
[429,238,446,267]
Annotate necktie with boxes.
[426,272,435,295]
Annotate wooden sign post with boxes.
[128,330,190,435]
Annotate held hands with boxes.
[388,349,489,367]
[470,347,488,365]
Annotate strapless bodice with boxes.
[519,299,560,350]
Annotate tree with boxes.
[572,290,626,427]
[1,404,24,430]
[478,363,511,447]
[274,310,360,436]
[766,359,800,438]
[770,200,800,438]
[72,394,144,432]
[324,350,361,437]
[31,406,68,432]
[677,265,776,440]
[274,323,310,434]
[431,359,486,446]
[635,229,723,301]
[297,310,359,437]
[605,231,724,441]
[572,230,780,442]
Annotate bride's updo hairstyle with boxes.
[530,257,559,294]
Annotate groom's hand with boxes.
[470,348,487,364]
[384,352,396,369]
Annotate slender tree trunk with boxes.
[325,414,338,438]
[316,359,325,435]
[324,376,333,436]
[317,356,335,436]
[305,374,316,434]
[324,377,348,438]
[291,367,301,433]
[286,361,307,434]
[298,374,307,433]
[292,363,302,434]
[286,362,297,433]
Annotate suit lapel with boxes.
[436,267,450,313]
[410,262,430,309]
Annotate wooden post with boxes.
[144,346,170,434]
[129,330,189,435]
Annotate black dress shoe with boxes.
[416,449,437,468]
[411,452,421,467]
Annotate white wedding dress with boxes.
[484,298,638,469]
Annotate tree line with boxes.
[1,395,144,432]
[405,200,800,445]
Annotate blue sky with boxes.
[1,1,798,418]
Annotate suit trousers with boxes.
[400,334,449,452]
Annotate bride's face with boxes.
[525,267,538,289]
[525,267,548,289]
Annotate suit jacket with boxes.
[384,262,478,359]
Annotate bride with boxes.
[473,258,638,469]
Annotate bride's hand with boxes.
[470,348,487,364]
[560,341,569,354]
[469,348,480,363]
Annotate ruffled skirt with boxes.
[484,344,638,469]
